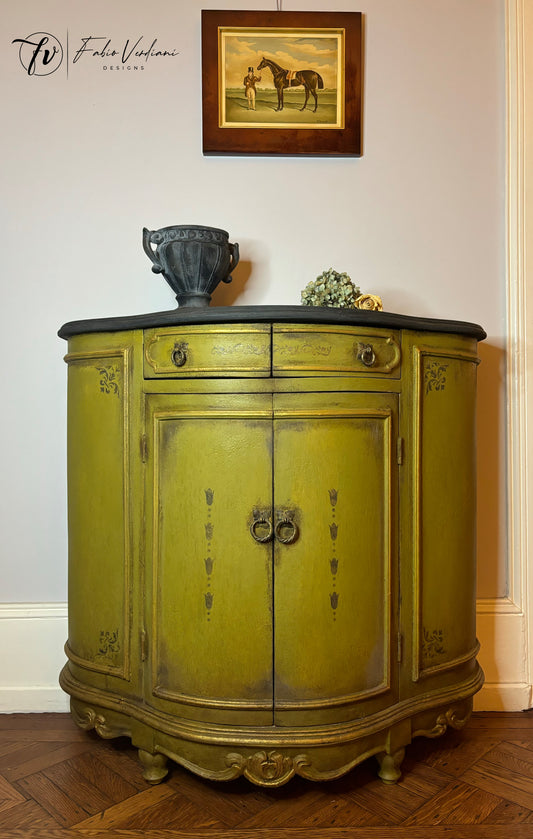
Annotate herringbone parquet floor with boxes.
[0,712,532,838]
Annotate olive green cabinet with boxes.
[59,308,485,787]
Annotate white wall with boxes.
[0,1,506,708]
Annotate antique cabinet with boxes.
[58,306,485,787]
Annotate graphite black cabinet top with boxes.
[58,305,486,341]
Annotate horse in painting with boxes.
[256,56,324,112]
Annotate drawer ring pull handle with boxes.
[250,517,274,543]
[171,342,188,368]
[275,516,299,545]
[356,342,376,368]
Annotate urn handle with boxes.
[142,227,163,274]
[224,242,240,284]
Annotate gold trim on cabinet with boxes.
[67,693,475,787]
[64,640,125,678]
[272,326,401,375]
[144,325,271,377]
[411,705,472,739]
[152,685,273,710]
[70,702,131,739]
[64,348,131,364]
[416,640,481,679]
[273,681,392,710]
[273,408,395,420]
[61,661,483,748]
[150,408,273,421]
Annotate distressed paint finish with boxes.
[60,316,484,787]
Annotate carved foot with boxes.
[376,747,405,785]
[138,749,169,784]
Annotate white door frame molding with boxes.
[476,0,533,711]
[521,0,533,708]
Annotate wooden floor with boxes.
[0,712,533,838]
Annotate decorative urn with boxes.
[142,224,239,308]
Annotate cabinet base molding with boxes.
[62,663,482,745]
[65,670,480,787]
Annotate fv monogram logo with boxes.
[12,32,64,76]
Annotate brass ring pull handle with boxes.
[356,342,376,368]
[250,517,274,543]
[275,516,299,545]
[171,342,188,368]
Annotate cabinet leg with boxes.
[138,749,169,784]
[376,747,405,784]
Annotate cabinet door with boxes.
[65,334,142,685]
[272,392,399,726]
[409,344,479,690]
[145,393,274,725]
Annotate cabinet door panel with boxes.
[272,393,398,725]
[413,350,479,683]
[146,394,274,723]
[66,347,132,679]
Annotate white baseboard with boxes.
[0,603,69,713]
[0,686,69,714]
[474,682,533,712]
[475,597,533,711]
[0,600,530,714]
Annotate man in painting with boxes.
[243,66,261,110]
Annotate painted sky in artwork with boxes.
[221,32,340,89]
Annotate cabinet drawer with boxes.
[272,325,401,377]
[144,324,271,378]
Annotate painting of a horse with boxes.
[257,56,324,112]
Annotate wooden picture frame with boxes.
[201,10,362,156]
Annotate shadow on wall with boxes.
[211,261,253,307]
[476,341,506,600]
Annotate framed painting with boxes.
[201,10,362,156]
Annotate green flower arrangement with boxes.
[301,268,361,308]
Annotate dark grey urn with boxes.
[142,225,239,308]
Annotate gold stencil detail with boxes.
[98,629,120,656]
[424,361,449,394]
[97,365,120,397]
[204,488,215,619]
[329,489,339,620]
[423,628,446,659]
